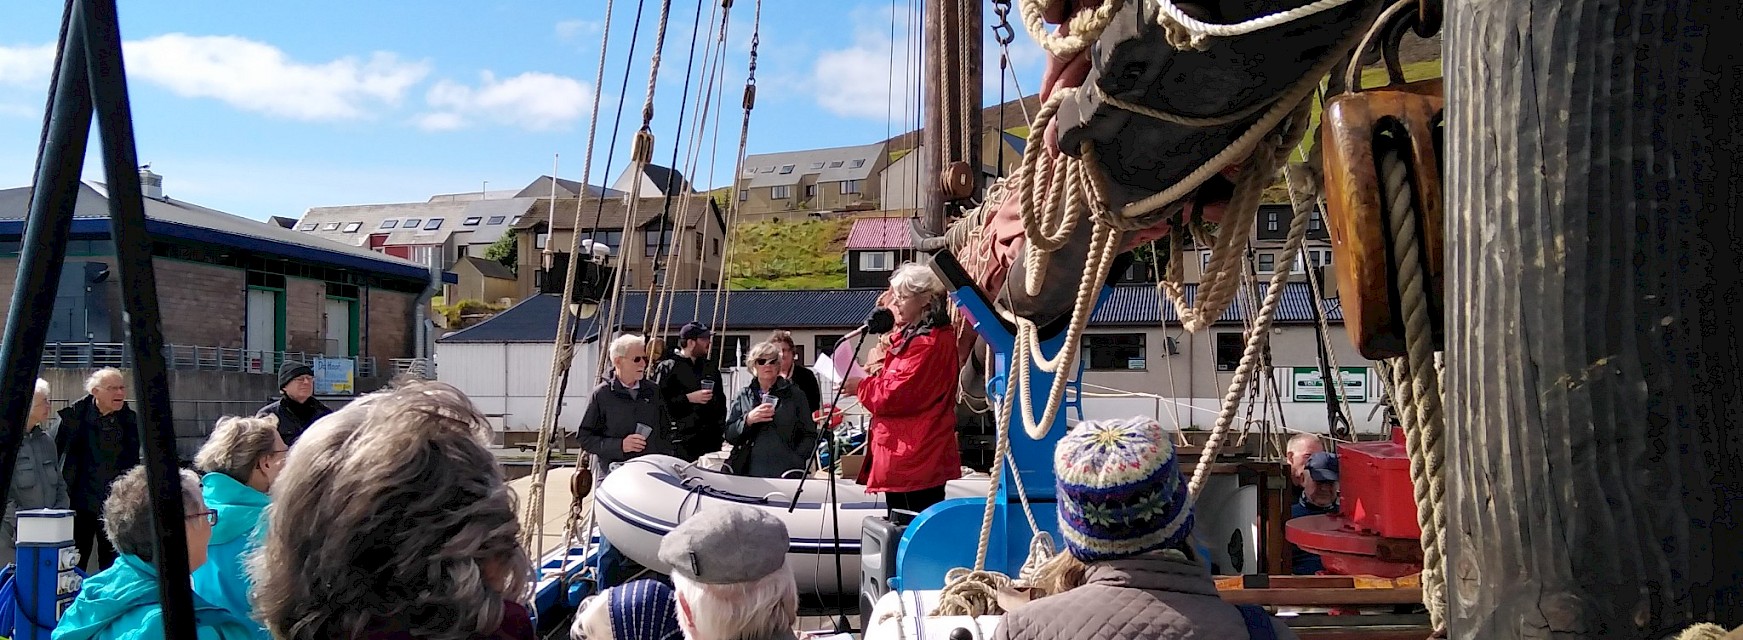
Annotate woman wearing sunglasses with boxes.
[723,341,819,478]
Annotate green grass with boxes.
[725,217,854,289]
[1264,58,1444,202]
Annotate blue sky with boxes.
[0,1,1044,220]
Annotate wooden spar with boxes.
[960,0,982,205]
[919,0,981,236]
[921,0,944,235]
[1445,0,1743,636]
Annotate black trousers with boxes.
[885,486,947,525]
[74,509,117,572]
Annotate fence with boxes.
[41,342,378,378]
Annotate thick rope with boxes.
[1149,0,1359,50]
[1185,163,1316,499]
[1017,0,1124,57]
[1675,624,1743,640]
[1377,148,1447,628]
[519,0,621,554]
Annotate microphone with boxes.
[837,308,896,345]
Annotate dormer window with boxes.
[463,217,483,226]
[379,220,398,229]
[321,223,340,231]
[424,218,444,230]
[779,164,795,174]
[487,216,506,225]
[342,222,362,233]
[403,218,422,228]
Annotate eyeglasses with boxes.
[630,356,647,363]
[187,509,218,526]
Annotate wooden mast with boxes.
[1445,0,1743,635]
[920,0,981,236]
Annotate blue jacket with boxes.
[52,554,255,640]
[190,473,270,637]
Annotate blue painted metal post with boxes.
[15,509,78,640]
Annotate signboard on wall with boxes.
[313,357,355,395]
[1292,367,1368,403]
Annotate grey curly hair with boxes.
[104,466,203,562]
[248,381,530,640]
[193,415,282,483]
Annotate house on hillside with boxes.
[734,143,888,221]
[844,217,917,288]
[450,256,518,303]
[612,164,692,198]
[1176,203,1336,284]
[436,284,1382,444]
[511,193,727,296]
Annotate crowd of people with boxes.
[1,261,1333,640]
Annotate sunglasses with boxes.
[628,356,647,363]
[754,358,778,366]
[186,509,219,526]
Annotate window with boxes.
[1215,333,1244,371]
[1200,252,1212,273]
[859,250,895,272]
[487,216,506,225]
[1082,334,1147,371]
[739,189,749,201]
[771,185,792,199]
[403,218,423,229]
[850,159,866,168]
[342,222,362,233]
[463,217,483,226]
[696,232,705,260]
[804,184,817,198]
[536,233,549,250]
[759,166,775,173]
[298,223,317,231]
[585,230,623,253]
[1257,253,1275,273]
[1267,217,1279,232]
[779,164,795,174]
[379,220,398,229]
[810,162,825,169]
[1310,211,1323,231]
[645,223,673,258]
[511,216,522,225]
[840,180,863,194]
[321,222,341,231]
[409,245,439,268]
[828,161,844,168]
[424,218,444,230]
[712,238,720,256]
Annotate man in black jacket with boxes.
[55,367,139,570]
[256,361,332,447]
[652,322,726,462]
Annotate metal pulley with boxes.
[1320,76,1445,360]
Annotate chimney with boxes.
[139,166,163,200]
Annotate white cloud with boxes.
[419,71,592,131]
[0,43,55,88]
[810,4,921,121]
[556,19,602,40]
[124,34,430,121]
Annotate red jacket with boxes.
[856,324,963,493]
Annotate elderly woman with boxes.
[843,263,962,521]
[249,381,534,640]
[723,341,819,478]
[3,378,70,566]
[53,466,254,640]
[658,505,799,640]
[190,415,286,631]
[569,579,683,640]
[992,417,1297,640]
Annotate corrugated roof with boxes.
[439,283,1342,343]
[738,142,887,189]
[845,217,913,249]
[0,182,439,282]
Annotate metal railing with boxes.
[390,357,434,380]
[41,342,378,378]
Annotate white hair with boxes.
[671,568,798,640]
[609,334,646,359]
[34,378,49,399]
[888,263,945,299]
[84,367,123,394]
[742,341,781,370]
[571,593,612,640]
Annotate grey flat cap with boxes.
[657,505,789,584]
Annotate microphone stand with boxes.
[788,329,872,634]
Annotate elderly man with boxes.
[578,334,676,590]
[56,368,139,571]
[256,361,331,447]
[658,505,799,640]
[653,322,726,463]
[1283,433,1324,490]
[1290,451,1341,574]
[52,466,254,640]
[3,379,71,566]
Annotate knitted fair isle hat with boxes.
[1054,417,1195,562]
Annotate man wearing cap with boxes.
[652,322,727,462]
[255,361,332,447]
[1289,451,1341,574]
[658,505,799,640]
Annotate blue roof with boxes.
[438,282,1340,343]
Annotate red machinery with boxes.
[1284,427,1425,578]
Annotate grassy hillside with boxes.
[1265,58,1444,202]
[725,217,854,289]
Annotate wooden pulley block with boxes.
[942,161,977,200]
[1320,78,1445,360]
[571,460,593,501]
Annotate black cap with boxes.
[1305,451,1339,483]
[678,322,712,341]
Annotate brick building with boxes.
[0,177,453,375]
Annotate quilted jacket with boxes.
[991,551,1298,640]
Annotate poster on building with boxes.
[1292,367,1368,403]
[313,357,355,395]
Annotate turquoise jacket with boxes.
[52,554,255,640]
[189,473,270,637]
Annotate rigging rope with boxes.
[712,0,761,328]
[1149,0,1360,50]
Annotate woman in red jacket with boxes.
[845,263,962,523]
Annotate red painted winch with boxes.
[1284,427,1425,578]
